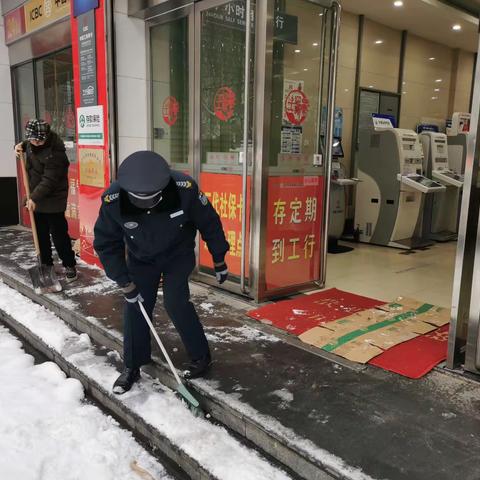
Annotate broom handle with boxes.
[19,151,41,257]
[138,301,183,386]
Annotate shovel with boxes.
[19,151,62,295]
[138,301,204,417]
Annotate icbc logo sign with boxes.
[284,88,309,126]
[162,96,180,127]
[214,86,236,122]
[29,5,43,21]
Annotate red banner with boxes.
[199,172,251,277]
[265,176,324,291]
[4,6,25,44]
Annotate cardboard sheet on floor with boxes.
[369,324,450,379]
[299,299,450,365]
[246,288,385,335]
[379,297,450,327]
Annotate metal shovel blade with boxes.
[28,264,62,295]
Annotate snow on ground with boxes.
[0,325,170,480]
[205,324,280,344]
[0,281,292,480]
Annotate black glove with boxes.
[121,282,144,305]
[214,262,228,284]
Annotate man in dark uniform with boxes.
[93,151,229,394]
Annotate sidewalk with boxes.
[0,226,479,480]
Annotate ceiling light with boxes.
[319,13,323,16]
[403,91,407,94]
[452,24,462,31]
[369,85,374,89]
[431,96,438,100]
[435,79,442,83]
[394,0,403,6]
[344,88,349,92]
[375,40,384,45]
[294,49,301,53]
[434,88,440,92]
[303,68,309,71]
[312,42,319,47]
[429,57,435,61]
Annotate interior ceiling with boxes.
[340,0,479,52]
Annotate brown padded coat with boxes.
[23,132,70,213]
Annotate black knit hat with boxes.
[25,119,50,141]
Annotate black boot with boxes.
[183,352,212,379]
[65,266,78,283]
[113,367,140,394]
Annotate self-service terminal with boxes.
[420,132,463,241]
[355,125,445,249]
[447,112,471,174]
[328,137,358,253]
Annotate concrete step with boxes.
[0,283,300,480]
[0,266,343,480]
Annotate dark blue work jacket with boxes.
[93,171,229,286]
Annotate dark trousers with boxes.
[34,212,76,268]
[123,252,210,369]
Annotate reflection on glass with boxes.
[151,18,189,170]
[198,1,255,281]
[35,49,75,147]
[14,63,36,139]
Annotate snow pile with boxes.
[0,282,291,480]
[0,325,170,480]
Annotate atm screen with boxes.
[332,137,344,158]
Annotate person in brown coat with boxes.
[15,119,77,282]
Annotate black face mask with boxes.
[127,190,163,209]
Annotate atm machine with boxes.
[447,112,471,174]
[354,125,445,249]
[420,132,463,241]
[328,137,358,253]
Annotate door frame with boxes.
[145,0,342,302]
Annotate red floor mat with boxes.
[247,288,385,335]
[369,324,449,379]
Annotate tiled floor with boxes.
[324,241,457,308]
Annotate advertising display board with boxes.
[71,0,109,266]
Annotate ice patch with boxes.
[271,389,294,403]
[200,302,215,313]
[205,325,280,344]
[441,412,457,419]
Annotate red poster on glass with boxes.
[265,175,324,291]
[199,172,251,277]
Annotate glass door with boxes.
[150,8,193,175]
[259,0,340,298]
[195,0,255,294]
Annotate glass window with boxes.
[151,18,190,171]
[13,63,36,140]
[35,48,76,161]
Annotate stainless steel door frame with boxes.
[319,1,341,288]
[192,0,257,297]
[254,1,342,300]
[448,31,480,373]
